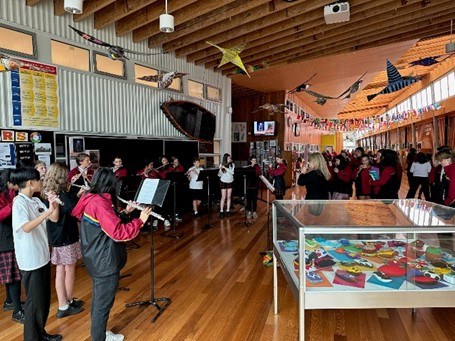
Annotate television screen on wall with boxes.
[253,121,275,136]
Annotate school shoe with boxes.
[69,297,84,309]
[56,304,83,318]
[225,211,231,217]
[219,211,225,218]
[252,212,258,219]
[247,211,253,219]
[106,330,124,341]
[164,219,171,231]
[41,333,63,341]
[3,301,14,311]
[12,310,25,324]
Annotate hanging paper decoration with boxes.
[206,41,250,77]
[367,60,420,101]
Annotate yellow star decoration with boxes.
[206,41,250,78]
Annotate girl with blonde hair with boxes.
[297,152,331,199]
[42,162,84,319]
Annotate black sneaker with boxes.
[69,298,84,309]
[42,333,63,341]
[3,301,24,311]
[226,211,231,217]
[12,310,25,324]
[3,301,14,311]
[56,305,83,318]
[219,211,225,218]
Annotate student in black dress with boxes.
[297,152,331,199]
[245,155,261,219]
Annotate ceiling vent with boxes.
[324,2,350,25]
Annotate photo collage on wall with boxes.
[249,139,279,175]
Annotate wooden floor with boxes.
[1,183,455,341]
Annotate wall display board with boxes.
[10,60,59,128]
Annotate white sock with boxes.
[59,304,69,310]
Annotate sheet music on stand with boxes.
[134,179,170,207]
[259,175,275,192]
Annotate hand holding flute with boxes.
[117,197,165,221]
[43,191,64,206]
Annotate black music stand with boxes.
[162,172,186,239]
[126,179,171,323]
[197,168,219,229]
[259,175,275,252]
[235,168,257,228]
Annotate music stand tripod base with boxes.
[125,297,171,323]
[162,230,184,239]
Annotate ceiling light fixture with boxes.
[159,0,174,33]
[64,0,83,14]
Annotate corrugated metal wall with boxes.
[0,0,232,145]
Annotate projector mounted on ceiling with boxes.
[324,2,350,25]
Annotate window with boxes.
[51,40,90,71]
[0,25,36,58]
[449,71,455,97]
[206,85,221,101]
[441,75,449,101]
[94,52,125,78]
[188,80,204,98]
[433,80,442,102]
[135,64,159,87]
[168,76,183,92]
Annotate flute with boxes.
[117,197,165,221]
[43,191,64,206]
[154,163,168,171]
[70,183,90,191]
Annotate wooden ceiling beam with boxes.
[26,0,41,6]
[133,0,238,43]
[54,0,66,16]
[94,0,158,30]
[190,0,399,64]
[218,0,453,72]
[115,0,195,36]
[172,0,335,57]
[284,24,453,67]
[223,13,455,75]
[147,0,270,48]
[73,0,116,22]
[213,0,450,69]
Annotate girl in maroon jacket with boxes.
[435,149,455,207]
[354,154,373,199]
[72,168,151,341]
[268,156,287,200]
[371,149,400,199]
[331,155,352,200]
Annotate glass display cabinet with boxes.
[272,199,455,341]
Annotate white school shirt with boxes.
[218,164,235,183]
[189,166,204,190]
[410,161,431,178]
[12,193,50,271]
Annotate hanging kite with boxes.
[252,103,289,115]
[206,41,250,77]
[287,73,317,94]
[367,60,420,101]
[337,71,368,99]
[408,53,454,67]
[229,61,269,75]
[69,25,166,60]
[138,71,187,89]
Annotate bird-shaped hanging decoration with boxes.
[138,71,187,89]
[408,53,454,67]
[252,103,289,115]
[367,60,421,101]
[287,73,317,94]
[303,89,339,106]
[206,41,250,77]
[336,71,368,99]
[69,25,167,60]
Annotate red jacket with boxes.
[268,163,286,177]
[0,189,15,223]
[371,166,396,196]
[443,162,455,206]
[67,166,94,183]
[355,167,372,196]
[113,167,128,180]
[72,193,142,241]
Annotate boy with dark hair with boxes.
[10,167,62,341]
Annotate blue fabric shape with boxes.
[314,238,337,248]
[327,250,352,262]
[367,274,406,290]
[278,240,298,252]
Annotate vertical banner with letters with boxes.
[11,60,59,128]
